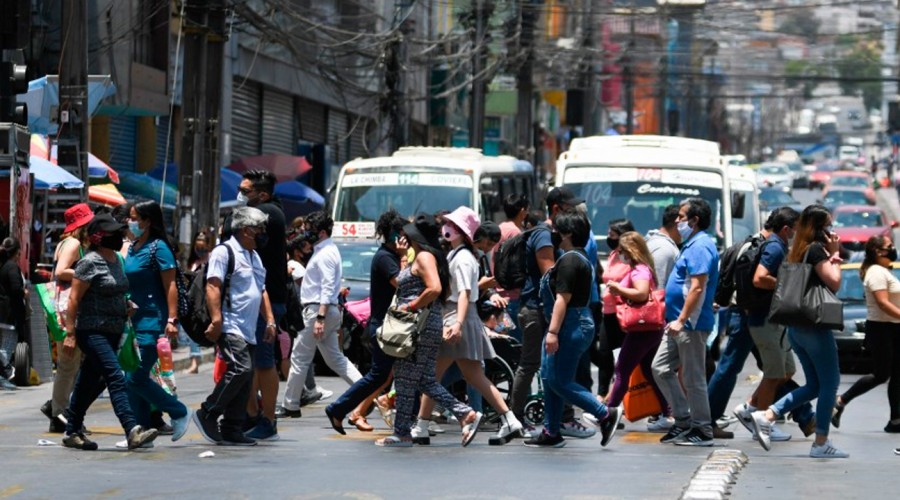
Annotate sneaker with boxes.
[674,428,714,447]
[769,423,792,442]
[154,423,174,436]
[171,411,192,442]
[733,402,756,436]
[750,411,772,451]
[299,391,324,407]
[716,414,737,429]
[560,419,596,439]
[318,389,334,401]
[587,406,622,447]
[523,430,566,448]
[521,424,541,439]
[244,416,280,441]
[809,440,849,458]
[127,425,159,450]
[0,378,17,390]
[885,421,900,433]
[40,400,53,421]
[490,414,524,445]
[647,416,674,433]
[274,405,302,419]
[193,408,223,444]
[712,426,734,439]
[115,439,154,449]
[428,420,445,435]
[831,403,845,429]
[62,433,98,451]
[221,432,258,446]
[660,425,690,444]
[410,419,431,445]
[241,413,261,433]
[48,416,66,433]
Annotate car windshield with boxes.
[759,190,795,205]
[335,241,379,282]
[787,162,804,173]
[830,176,868,188]
[824,191,869,206]
[838,267,900,302]
[758,166,787,175]
[834,210,884,228]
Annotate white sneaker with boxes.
[491,413,524,445]
[428,420,445,435]
[560,419,596,439]
[810,440,849,458]
[769,423,792,442]
[716,415,737,430]
[733,402,757,436]
[115,439,154,449]
[647,416,674,433]
[750,411,772,451]
[411,419,430,445]
[318,388,334,401]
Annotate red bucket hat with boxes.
[64,203,95,234]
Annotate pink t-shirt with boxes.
[601,250,631,314]
[620,263,654,289]
[493,221,522,300]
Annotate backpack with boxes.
[280,280,304,338]
[734,236,778,311]
[494,225,549,290]
[180,244,235,347]
[149,240,190,318]
[714,235,755,307]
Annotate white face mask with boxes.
[235,192,249,207]
[677,221,694,241]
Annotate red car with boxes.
[809,160,839,189]
[832,205,897,252]
[822,171,876,204]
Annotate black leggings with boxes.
[840,320,900,420]
[597,314,625,397]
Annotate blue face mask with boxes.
[677,221,694,241]
[235,192,249,207]
[128,221,144,239]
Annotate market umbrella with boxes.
[274,180,325,220]
[29,155,85,190]
[89,183,126,206]
[227,154,312,182]
[50,145,120,184]
[148,163,242,205]
[16,75,116,135]
[117,171,177,208]
[30,134,50,159]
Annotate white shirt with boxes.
[299,238,342,306]
[446,246,479,303]
[207,237,266,344]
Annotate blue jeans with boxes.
[707,309,754,421]
[327,320,396,418]
[126,333,189,427]
[65,329,137,435]
[541,307,609,435]
[772,326,840,437]
[505,298,522,342]
[177,326,201,358]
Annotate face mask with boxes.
[551,232,562,249]
[128,221,143,239]
[235,192,249,207]
[100,234,124,250]
[301,250,313,261]
[887,248,898,261]
[305,230,320,245]
[442,223,462,243]
[195,248,208,258]
[677,221,694,241]
[255,232,269,249]
[607,238,619,251]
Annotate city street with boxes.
[2,352,900,499]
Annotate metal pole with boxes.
[515,1,535,158]
[624,0,635,135]
[178,0,207,246]
[199,0,226,236]
[58,0,89,196]
[469,0,490,149]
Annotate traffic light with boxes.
[0,61,28,125]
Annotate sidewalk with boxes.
[171,345,217,373]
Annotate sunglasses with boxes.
[239,187,254,195]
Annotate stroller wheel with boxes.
[523,398,544,427]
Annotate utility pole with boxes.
[624,0,635,135]
[469,0,493,149]
[178,0,206,246]
[515,0,536,158]
[199,0,226,235]
[386,1,412,153]
[58,0,89,195]
[582,0,597,136]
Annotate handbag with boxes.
[376,296,430,358]
[768,247,843,330]
[622,365,663,421]
[616,289,666,333]
[802,279,844,331]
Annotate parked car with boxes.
[758,188,803,221]
[755,163,793,191]
[809,160,839,189]
[834,263,900,373]
[822,171,875,204]
[832,205,896,252]
[821,188,874,209]
[786,160,810,188]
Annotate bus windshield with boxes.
[563,166,725,248]
[335,171,474,221]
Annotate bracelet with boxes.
[547,331,558,336]
[266,323,277,329]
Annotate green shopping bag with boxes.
[118,322,141,373]
[35,282,65,342]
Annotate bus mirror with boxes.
[731,192,746,218]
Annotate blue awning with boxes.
[16,75,117,135]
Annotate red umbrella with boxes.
[228,154,313,182]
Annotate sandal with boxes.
[349,413,374,432]
[460,411,484,447]
[375,435,413,448]
[374,396,394,427]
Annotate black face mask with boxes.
[887,247,898,261]
[255,233,269,249]
[300,250,313,262]
[607,238,619,251]
[100,234,124,250]
[551,232,562,249]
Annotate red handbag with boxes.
[616,289,666,333]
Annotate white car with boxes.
[755,163,793,191]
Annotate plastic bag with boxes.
[118,322,141,373]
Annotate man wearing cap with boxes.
[279,211,363,418]
[40,203,94,432]
[193,207,277,446]
[511,187,597,439]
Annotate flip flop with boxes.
[324,407,346,436]
[375,435,413,448]
[461,412,484,447]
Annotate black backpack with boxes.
[734,236,778,311]
[180,244,235,347]
[493,225,549,290]
[715,235,756,307]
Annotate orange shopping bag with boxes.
[622,365,662,421]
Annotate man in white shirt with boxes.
[278,212,363,416]
[194,207,275,446]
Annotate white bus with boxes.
[555,135,747,252]
[331,147,536,236]
[729,165,761,243]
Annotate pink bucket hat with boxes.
[443,206,480,243]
